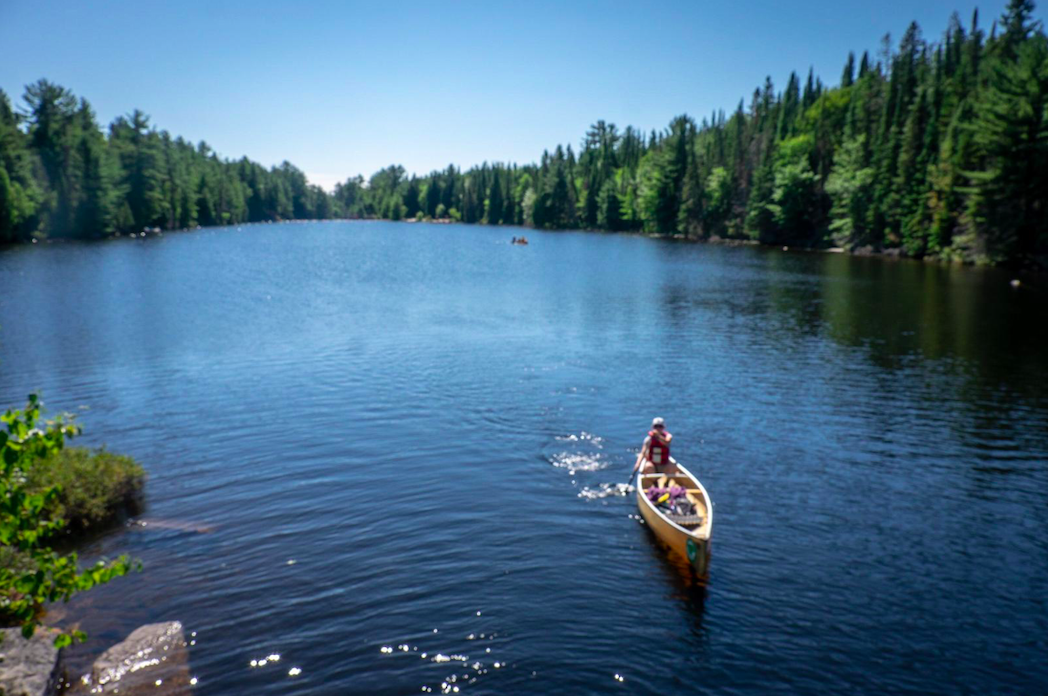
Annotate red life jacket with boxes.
[648,430,670,466]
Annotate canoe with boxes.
[635,462,713,576]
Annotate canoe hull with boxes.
[635,463,712,577]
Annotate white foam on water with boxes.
[548,451,606,474]
[555,431,605,447]
[578,482,632,499]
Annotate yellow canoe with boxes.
[635,462,713,576]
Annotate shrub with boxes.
[28,447,145,532]
[1,394,134,646]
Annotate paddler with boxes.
[633,417,678,476]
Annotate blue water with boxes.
[1,221,1046,694]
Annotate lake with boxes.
[1,221,1046,694]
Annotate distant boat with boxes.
[635,462,712,576]
[511,236,529,245]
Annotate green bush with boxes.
[1,394,135,646]
[28,447,145,532]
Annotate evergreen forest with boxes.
[2,1,1046,268]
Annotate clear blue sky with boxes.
[2,0,1044,190]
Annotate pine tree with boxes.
[73,100,118,238]
[111,110,168,230]
[403,176,421,219]
[424,176,441,217]
[677,149,704,237]
[842,52,856,87]
[999,0,1041,59]
[546,159,573,229]
[967,31,1048,263]
[859,51,871,78]
[0,89,41,241]
[4,3,1047,269]
[486,172,502,224]
[826,136,876,247]
[596,178,622,231]
[23,80,81,235]
[703,167,735,237]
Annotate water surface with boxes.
[1,221,1046,694]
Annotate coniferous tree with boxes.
[842,53,856,88]
[73,100,119,238]
[3,4,1047,269]
[403,175,421,219]
[677,148,704,238]
[486,172,502,225]
[23,80,81,236]
[0,89,40,241]
[596,178,622,231]
[424,176,441,217]
[826,136,876,247]
[966,22,1048,262]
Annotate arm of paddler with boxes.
[631,439,649,477]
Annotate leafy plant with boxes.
[0,394,133,647]
[29,447,145,531]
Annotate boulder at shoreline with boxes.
[76,622,191,695]
[0,627,62,696]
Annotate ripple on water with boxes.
[5,221,1047,695]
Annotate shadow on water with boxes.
[682,247,1048,468]
[814,253,1046,370]
[717,247,1048,371]
[639,523,708,617]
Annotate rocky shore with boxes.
[0,622,192,696]
[1,443,154,695]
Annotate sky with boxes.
[2,0,1045,190]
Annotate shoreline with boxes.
[4,217,1043,275]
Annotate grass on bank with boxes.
[2,396,139,644]
[1,446,144,590]
[27,446,146,532]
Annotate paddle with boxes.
[626,451,646,490]
[626,435,654,490]
[625,465,638,489]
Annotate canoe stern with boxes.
[635,465,712,577]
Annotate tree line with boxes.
[2,1,1045,267]
[0,89,336,242]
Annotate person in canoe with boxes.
[633,417,678,476]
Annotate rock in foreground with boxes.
[0,627,62,696]
[77,622,191,695]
